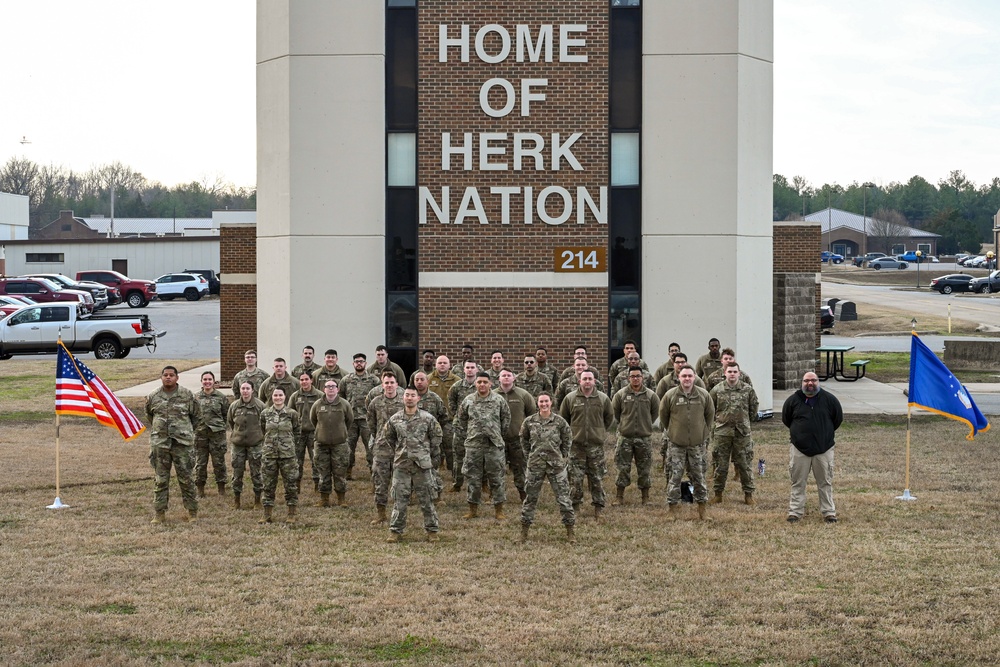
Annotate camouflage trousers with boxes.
[194,430,227,486]
[372,438,394,507]
[569,443,607,508]
[667,443,708,505]
[315,441,350,494]
[296,431,317,487]
[231,444,263,495]
[347,419,371,473]
[389,460,439,535]
[261,456,300,507]
[614,436,652,490]
[503,436,527,493]
[462,440,506,505]
[150,442,197,513]
[452,431,467,486]
[440,422,454,472]
[521,460,575,527]
[712,433,755,494]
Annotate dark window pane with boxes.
[386,9,417,130]
[609,188,641,290]
[387,188,417,291]
[610,293,641,349]
[387,293,418,348]
[387,0,415,6]
[386,347,418,379]
[610,8,641,129]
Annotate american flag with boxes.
[56,343,145,440]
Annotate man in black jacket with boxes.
[782,372,843,523]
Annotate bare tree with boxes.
[868,207,910,254]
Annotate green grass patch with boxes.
[89,603,137,615]
[0,375,50,401]
[124,638,266,663]
[369,635,447,661]
[844,351,999,384]
[0,411,51,422]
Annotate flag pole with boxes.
[48,338,69,509]
[896,402,917,501]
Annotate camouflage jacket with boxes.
[258,374,300,406]
[520,412,572,469]
[367,392,406,459]
[608,357,649,386]
[385,408,443,470]
[231,367,269,394]
[291,360,321,380]
[227,398,266,447]
[340,372,380,419]
[259,406,301,459]
[417,390,449,431]
[367,360,406,386]
[456,391,511,449]
[610,368,656,395]
[535,362,558,389]
[312,364,347,387]
[705,368,754,393]
[194,389,230,434]
[288,387,323,434]
[695,353,724,382]
[709,380,759,437]
[514,370,553,399]
[447,378,478,422]
[145,385,200,449]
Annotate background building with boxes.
[0,192,29,241]
[811,207,940,258]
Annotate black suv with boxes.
[183,269,220,295]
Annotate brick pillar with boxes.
[219,223,257,383]
[773,222,822,389]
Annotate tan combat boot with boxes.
[744,492,755,506]
[427,531,439,543]
[285,505,298,524]
[151,510,166,525]
[386,531,401,543]
[710,492,723,504]
[594,506,603,522]
[463,503,478,519]
[196,484,206,498]
[317,493,330,508]
[258,506,273,524]
[185,509,198,523]
[566,524,576,544]
[667,504,679,521]
[253,492,262,510]
[233,493,241,510]
[612,486,625,506]
[313,480,320,493]
[519,523,530,543]
[697,502,707,520]
[641,488,649,505]
[494,503,506,520]
[370,504,387,526]
[217,482,227,496]
[336,491,346,506]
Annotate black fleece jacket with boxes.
[781,388,843,456]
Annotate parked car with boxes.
[870,257,908,270]
[0,295,37,308]
[968,270,1000,294]
[22,273,109,310]
[897,251,936,263]
[0,277,95,312]
[76,270,157,308]
[154,273,209,301]
[962,255,988,268]
[183,269,220,295]
[0,302,164,360]
[853,251,886,267]
[928,274,975,294]
[821,251,844,264]
[819,305,835,329]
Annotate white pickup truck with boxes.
[0,303,165,360]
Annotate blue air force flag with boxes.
[908,334,989,440]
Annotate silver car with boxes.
[870,257,909,270]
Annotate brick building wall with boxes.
[417,1,611,373]
[773,222,821,389]
[219,223,257,382]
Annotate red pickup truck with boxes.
[76,270,157,308]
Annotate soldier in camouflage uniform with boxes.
[145,366,201,524]
[610,368,659,506]
[704,349,753,392]
[312,349,348,387]
[413,371,449,500]
[496,369,536,501]
[193,370,230,497]
[559,370,615,520]
[231,350,269,394]
[340,353,379,478]
[655,352,705,399]
[258,387,301,524]
[709,363,759,505]
[384,386,444,543]
[651,342,682,385]
[368,345,407,386]
[608,340,649,387]
[408,349,437,385]
[310,378,354,507]
[427,355,460,472]
[227,382,266,510]
[291,345,321,381]
[289,373,323,493]
[557,346,602,386]
[367,371,406,526]
[518,392,576,544]
[534,347,558,389]
[456,372,511,519]
[447,360,480,491]
[486,350,506,387]
[258,358,300,407]
[695,338,724,382]
[555,358,606,410]
[660,365,715,520]
[610,352,656,395]
[515,353,553,399]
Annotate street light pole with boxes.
[915,250,922,288]
[862,182,875,260]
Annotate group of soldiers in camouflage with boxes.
[144,338,761,543]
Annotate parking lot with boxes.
[107,296,220,359]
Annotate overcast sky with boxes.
[2,1,998,190]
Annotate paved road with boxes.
[822,281,1000,329]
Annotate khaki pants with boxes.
[788,444,835,518]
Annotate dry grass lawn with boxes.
[822,262,990,286]
[1,404,998,665]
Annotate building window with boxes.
[386,4,417,130]
[610,293,641,347]
[26,253,65,263]
[611,133,639,186]
[61,224,72,231]
[387,133,416,186]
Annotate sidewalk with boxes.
[117,362,225,398]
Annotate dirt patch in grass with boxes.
[1,415,997,665]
